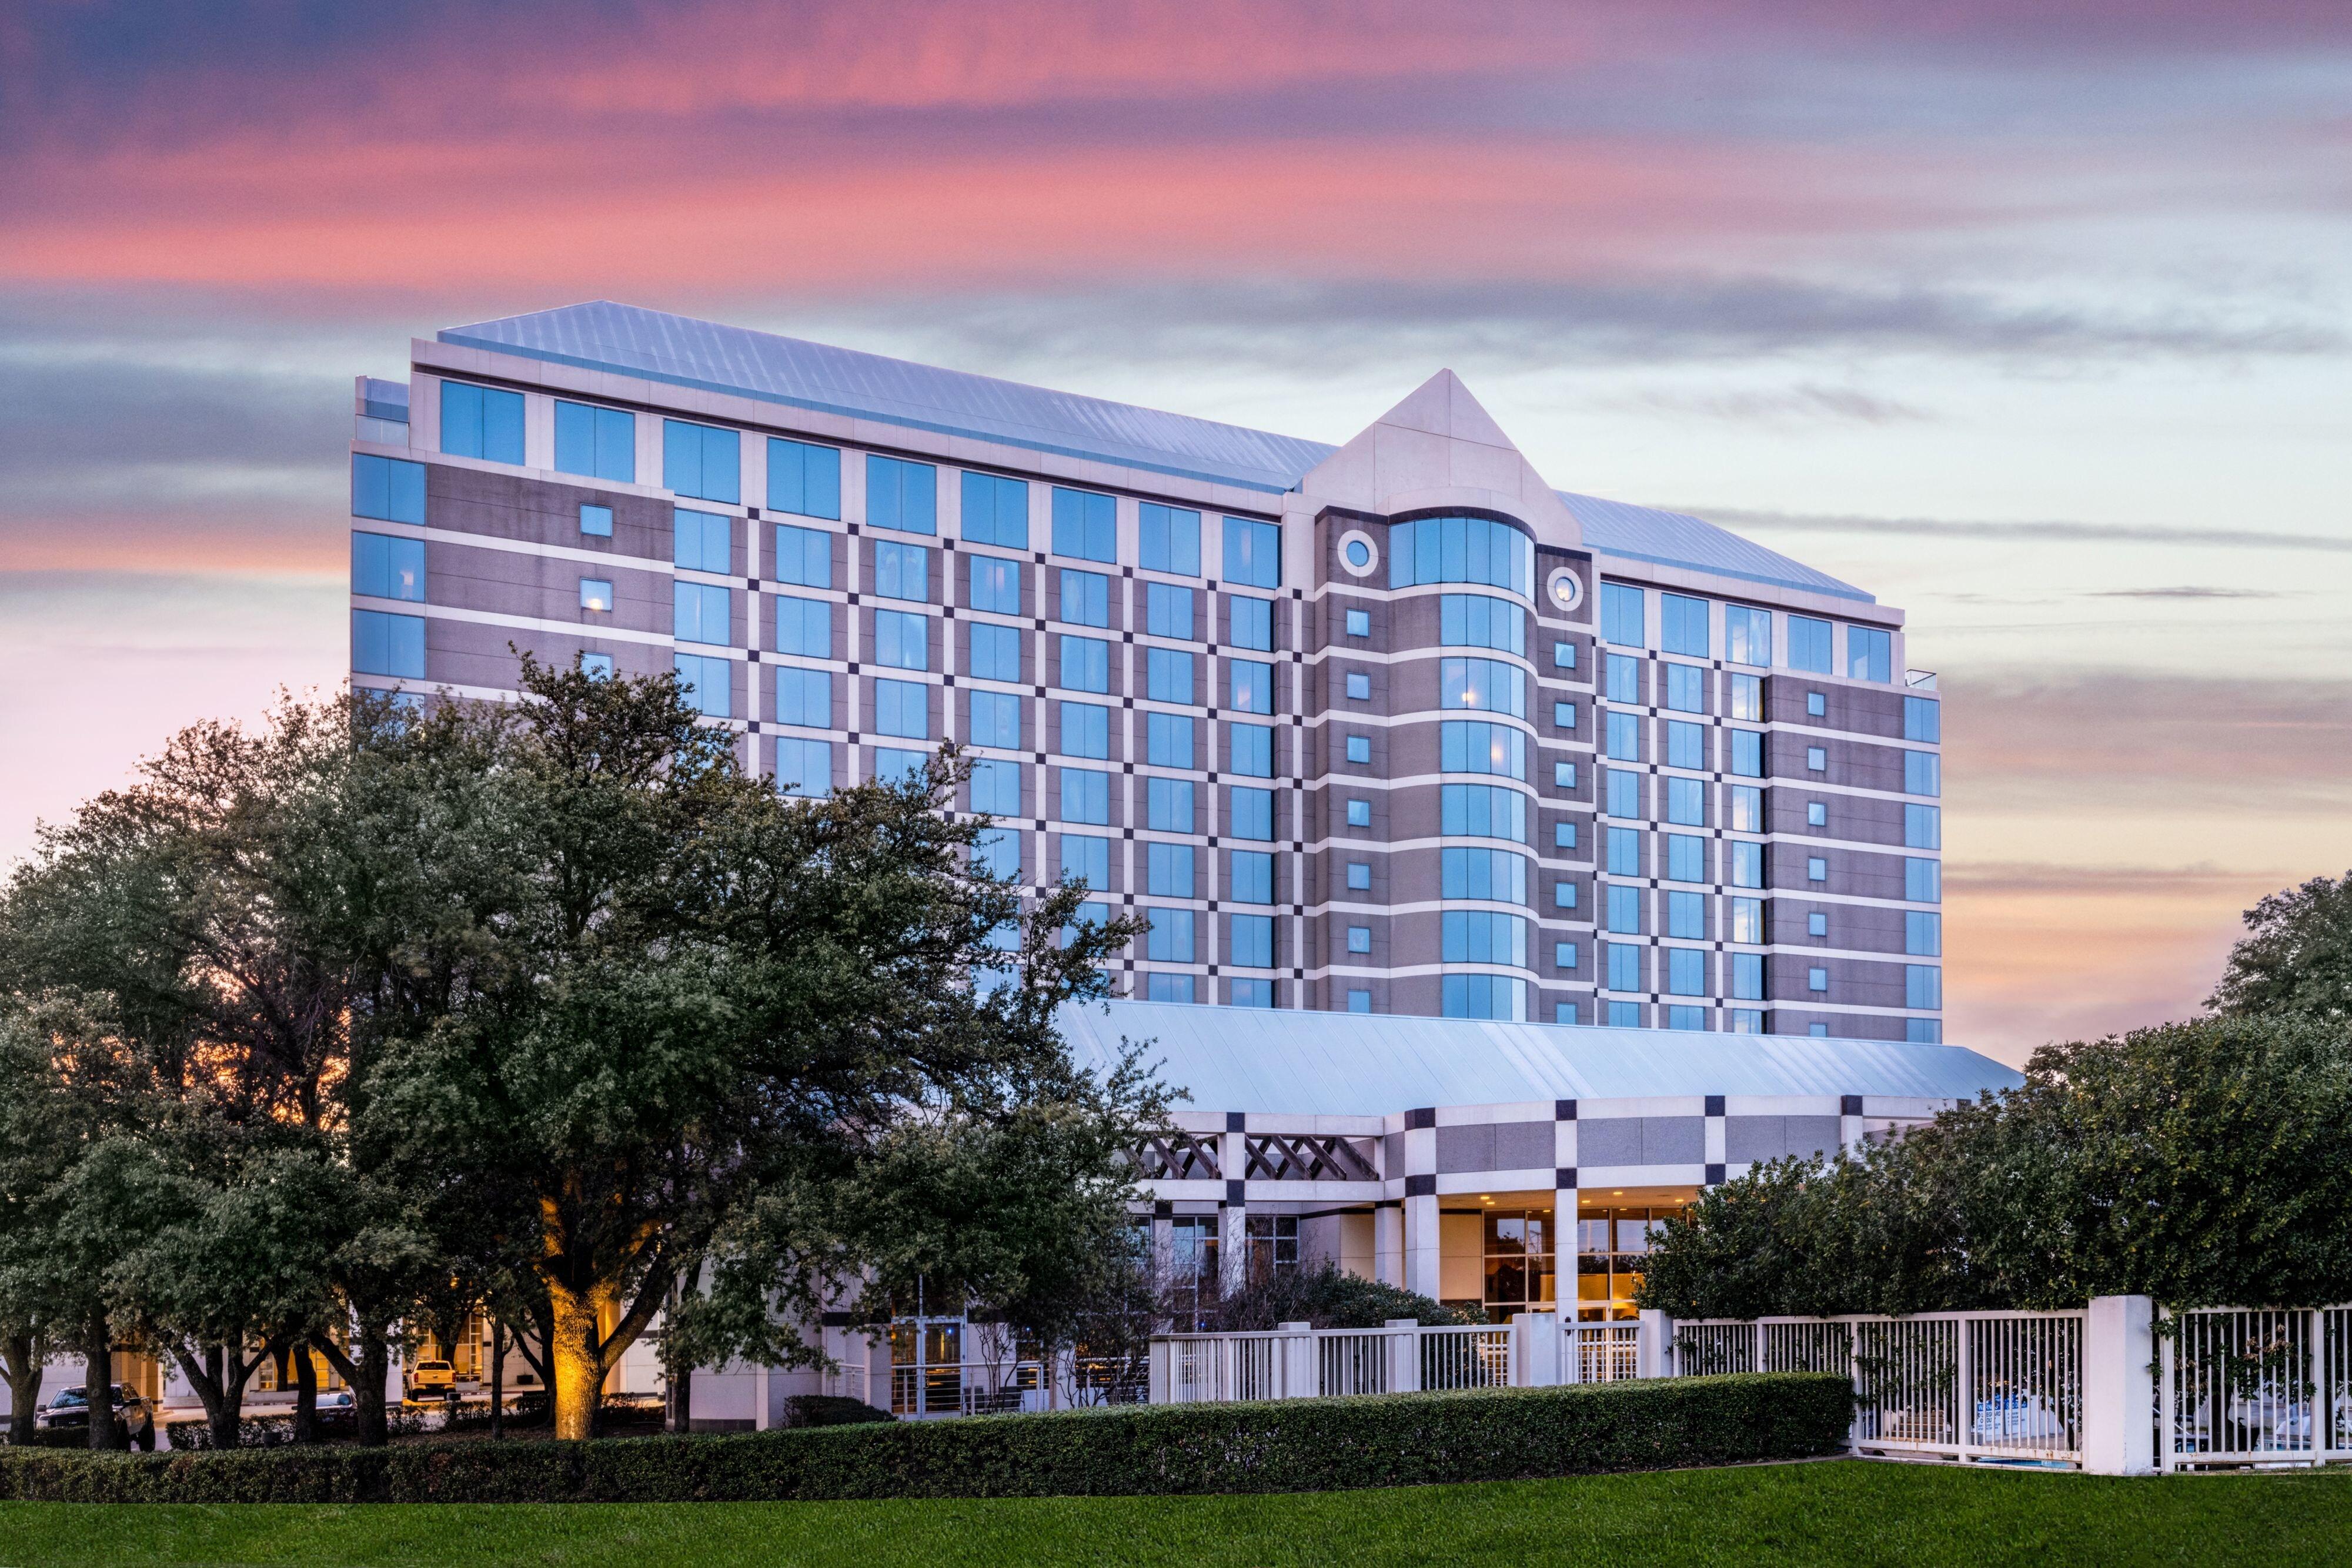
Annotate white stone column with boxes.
[1374,1203,1405,1288]
[1405,1191,1441,1300]
[2081,1295,2156,1475]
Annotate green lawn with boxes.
[0,1460,2344,1567]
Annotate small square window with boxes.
[1345,734,1372,764]
[1807,801,1827,827]
[1553,821,1577,850]
[1808,856,1828,882]
[579,504,613,537]
[1809,1022,1830,1038]
[1808,967,1829,993]
[1346,861,1371,890]
[1553,640,1576,670]
[1808,911,1829,937]
[1346,798,1372,827]
[1345,609,1371,638]
[1807,691,1826,717]
[579,652,613,680]
[1553,941,1578,969]
[1807,747,1828,772]
[1345,671,1371,701]
[1347,926,1372,954]
[1348,989,1373,1014]
[580,578,613,613]
[1553,701,1578,730]
[1553,761,1577,790]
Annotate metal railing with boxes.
[1151,1315,1649,1405]
[2163,1306,2352,1470]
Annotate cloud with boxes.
[2084,586,2291,599]
[0,355,345,480]
[1942,862,2296,898]
[1606,385,1931,425]
[1703,507,2352,554]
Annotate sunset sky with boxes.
[4,2,2348,1062]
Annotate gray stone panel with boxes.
[1434,1124,1491,1174]
[1577,1118,1642,1166]
[1639,1116,1705,1164]
[1492,1120,1553,1171]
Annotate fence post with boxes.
[1387,1318,1420,1395]
[1638,1310,1673,1379]
[1512,1313,1559,1387]
[1148,1338,1170,1406]
[1277,1322,1314,1400]
[2079,1295,2154,1475]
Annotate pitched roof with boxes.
[439,300,1870,603]
[1059,1001,2019,1118]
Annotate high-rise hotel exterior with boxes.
[350,302,1943,1042]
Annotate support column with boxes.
[1374,1202,1404,1288]
[1553,1098,1578,1335]
[2081,1295,2156,1476]
[1220,1116,1249,1298]
[1638,1309,1673,1379]
[1404,1108,1439,1300]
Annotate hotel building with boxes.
[350,301,1945,1044]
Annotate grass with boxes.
[0,1459,2344,1567]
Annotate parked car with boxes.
[404,1359,456,1401]
[36,1385,158,1450]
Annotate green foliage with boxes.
[1641,1016,2352,1317]
[2210,872,2352,1024]
[0,1374,1849,1502]
[1208,1261,1479,1330]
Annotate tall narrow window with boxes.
[556,401,636,483]
[768,437,842,520]
[1140,503,1201,576]
[866,454,938,534]
[662,419,740,503]
[960,472,1028,548]
[1052,487,1117,562]
[441,382,524,465]
[1222,516,1280,587]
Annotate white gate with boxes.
[2162,1306,2352,1470]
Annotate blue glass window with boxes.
[1060,768,1110,825]
[973,826,1021,881]
[1228,596,1273,651]
[1730,841,1763,888]
[1905,696,1942,743]
[1439,784,1526,842]
[1605,712,1641,762]
[1907,1018,1942,1044]
[1146,648,1193,706]
[1439,594,1524,654]
[874,540,928,602]
[773,524,831,588]
[775,737,831,798]
[1229,914,1275,968]
[1606,942,1642,992]
[352,454,425,523]
[1348,735,1372,765]
[352,610,425,678]
[662,419,739,503]
[673,652,731,717]
[866,455,937,534]
[775,666,830,728]
[1146,777,1194,833]
[1058,702,1110,759]
[1848,625,1893,683]
[1666,948,1706,997]
[1553,640,1578,670]
[1605,769,1642,819]
[1555,881,1579,910]
[1441,721,1525,778]
[1605,885,1642,935]
[1442,975,1525,1021]
[968,622,1020,683]
[1905,750,1942,798]
[579,578,614,613]
[1229,723,1272,777]
[1060,834,1110,892]
[1147,713,1194,768]
[1230,659,1274,714]
[579,504,613,538]
[1666,721,1704,771]
[674,509,731,574]
[1788,616,1833,674]
[1730,731,1763,778]
[1725,605,1772,668]
[971,758,1021,817]
[556,401,634,483]
[1229,785,1274,841]
[441,382,524,465]
[1660,593,1709,657]
[1146,907,1196,964]
[873,678,928,740]
[1906,804,1942,850]
[1605,654,1641,705]
[1441,910,1527,966]
[1668,891,1704,939]
[1556,942,1580,971]
[767,437,841,520]
[1665,664,1703,713]
[1667,834,1705,883]
[874,748,927,786]
[874,609,928,670]
[673,582,729,645]
[1222,516,1280,587]
[1231,850,1274,903]
[1663,777,1703,826]
[1440,657,1525,717]
[1906,857,1942,904]
[1441,847,1526,904]
[775,596,830,658]
[1906,911,1942,957]
[1606,827,1641,877]
[960,472,1027,548]
[970,690,1021,750]
[1388,516,1531,597]
[1059,569,1110,627]
[968,555,1020,615]
[1058,635,1110,693]
[1052,487,1117,562]
[1145,583,1195,640]
[1147,842,1195,898]
[1906,965,1942,1010]
[579,653,613,680]
[352,533,423,601]
[1140,504,1201,576]
[1600,583,1645,647]
[1732,952,1764,1001]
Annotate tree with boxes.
[1639,1017,2352,1317]
[0,1017,68,1445]
[2210,872,2352,1023]
[1207,1260,1477,1332]
[349,660,1145,1440]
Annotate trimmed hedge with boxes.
[0,1373,1850,1504]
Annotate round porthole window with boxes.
[1548,567,1584,611]
[1338,530,1379,578]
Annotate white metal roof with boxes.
[1060,1002,2021,1117]
[435,301,1872,602]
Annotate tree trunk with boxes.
[2,1333,39,1447]
[310,1320,390,1447]
[290,1345,318,1444]
[163,1337,252,1452]
[81,1315,119,1452]
[547,1279,621,1443]
[671,1363,693,1435]
[488,1319,505,1440]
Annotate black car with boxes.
[36,1385,159,1450]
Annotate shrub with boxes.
[1210,1260,1479,1330]
[778,1395,893,1429]
[0,1373,1849,1503]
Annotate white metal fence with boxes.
[1151,1316,1648,1405]
[2163,1306,2352,1470]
